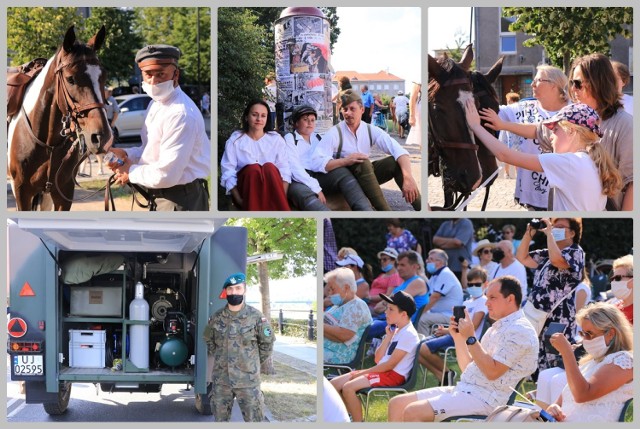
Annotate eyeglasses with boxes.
[532,78,553,85]
[579,329,608,341]
[379,257,391,262]
[570,79,583,90]
[610,275,632,282]
[467,282,483,287]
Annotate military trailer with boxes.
[7,218,247,415]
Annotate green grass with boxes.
[77,178,132,198]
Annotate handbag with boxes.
[523,282,582,336]
[485,405,545,422]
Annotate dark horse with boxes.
[8,25,112,210]
[428,44,503,210]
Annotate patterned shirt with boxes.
[324,297,372,364]
[456,310,539,408]
[385,229,418,254]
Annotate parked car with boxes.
[113,94,151,141]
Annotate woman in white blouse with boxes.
[220,99,291,210]
[546,302,633,422]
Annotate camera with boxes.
[458,256,465,262]
[530,218,547,230]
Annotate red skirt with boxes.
[237,163,291,211]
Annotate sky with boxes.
[331,7,421,92]
[428,7,473,55]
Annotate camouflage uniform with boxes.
[203,303,275,422]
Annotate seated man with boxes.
[324,268,373,365]
[388,276,539,422]
[419,267,489,386]
[330,291,420,422]
[310,89,421,211]
[417,249,464,336]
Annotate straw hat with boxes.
[472,239,496,257]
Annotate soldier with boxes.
[203,272,275,422]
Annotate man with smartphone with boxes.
[388,276,539,422]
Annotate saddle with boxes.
[7,58,48,120]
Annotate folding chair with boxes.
[356,343,423,421]
[619,398,633,422]
[324,324,372,378]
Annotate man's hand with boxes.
[114,157,132,186]
[456,308,475,340]
[318,191,327,205]
[106,148,128,170]
[343,152,369,166]
[402,175,419,204]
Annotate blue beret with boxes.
[223,272,246,289]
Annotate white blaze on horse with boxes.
[8,25,112,211]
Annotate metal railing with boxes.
[270,309,316,341]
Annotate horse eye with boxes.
[66,76,75,85]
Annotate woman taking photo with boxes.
[220,99,291,210]
[546,302,633,422]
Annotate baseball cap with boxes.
[542,103,602,137]
[397,90,404,95]
[377,247,399,260]
[335,254,364,269]
[379,291,416,317]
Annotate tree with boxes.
[135,7,211,86]
[82,8,143,85]
[7,7,81,64]
[229,218,316,374]
[503,7,633,74]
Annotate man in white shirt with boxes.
[388,276,539,422]
[311,89,421,211]
[490,240,529,302]
[108,44,210,211]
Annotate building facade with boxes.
[333,70,406,98]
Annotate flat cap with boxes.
[339,89,362,106]
[135,44,181,69]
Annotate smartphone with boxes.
[389,324,397,332]
[543,322,568,352]
[453,306,466,324]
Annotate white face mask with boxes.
[582,333,611,359]
[551,228,566,241]
[142,79,175,102]
[611,280,632,300]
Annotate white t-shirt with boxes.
[378,322,419,378]
[539,151,606,211]
[284,131,322,193]
[394,95,410,114]
[464,295,488,339]
[621,94,633,116]
[491,260,529,302]
[323,377,350,422]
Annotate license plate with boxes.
[13,355,44,375]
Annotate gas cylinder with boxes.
[129,282,149,370]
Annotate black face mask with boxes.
[226,294,244,306]
[492,248,505,262]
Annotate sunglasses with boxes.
[610,275,632,282]
[578,329,608,341]
[532,78,553,85]
[480,249,493,254]
[570,79,583,90]
[467,282,483,288]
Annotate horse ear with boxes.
[485,56,504,84]
[88,25,107,52]
[428,54,443,81]
[63,25,77,53]
[460,44,474,71]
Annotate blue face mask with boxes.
[467,286,483,298]
[426,262,437,274]
[329,293,343,306]
[381,263,393,273]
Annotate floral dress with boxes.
[528,244,584,372]
[562,351,633,422]
[385,229,418,254]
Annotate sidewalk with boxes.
[272,335,317,376]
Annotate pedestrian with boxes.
[360,85,374,123]
[468,100,621,211]
[394,90,410,139]
[220,99,291,210]
[107,44,210,211]
[312,89,421,211]
[263,73,277,125]
[406,83,421,147]
[203,272,275,422]
[201,91,210,117]
[611,61,633,116]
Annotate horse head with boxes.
[428,44,482,195]
[56,25,112,154]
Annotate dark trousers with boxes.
[349,156,421,211]
[362,107,372,124]
[312,167,374,211]
[287,181,330,211]
[150,179,210,211]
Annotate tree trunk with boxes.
[258,261,275,375]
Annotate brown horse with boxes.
[8,25,112,210]
[428,44,503,210]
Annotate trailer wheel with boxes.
[43,381,71,415]
[195,383,213,415]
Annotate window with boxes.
[393,84,399,90]
[499,9,517,55]
[384,84,389,90]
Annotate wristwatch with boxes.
[466,336,477,346]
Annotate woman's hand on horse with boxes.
[463,98,482,128]
[478,107,503,131]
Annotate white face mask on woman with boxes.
[582,332,611,359]
[142,79,175,102]
[611,280,632,300]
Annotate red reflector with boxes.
[32,343,39,351]
[7,317,27,338]
[19,282,36,297]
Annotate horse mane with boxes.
[428,56,457,102]
[471,71,499,105]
